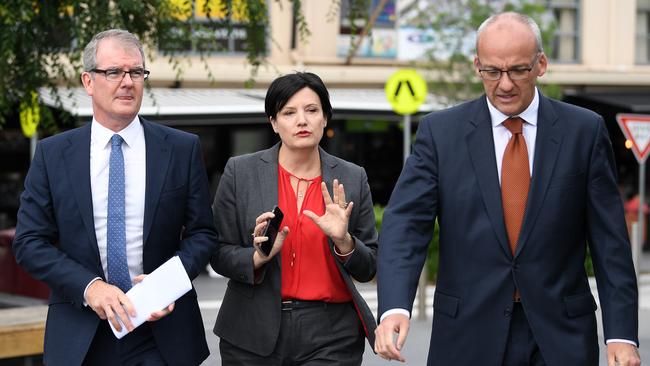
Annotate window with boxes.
[547,0,580,63]
[160,0,265,55]
[337,0,397,59]
[637,0,650,64]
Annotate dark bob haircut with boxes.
[264,72,333,122]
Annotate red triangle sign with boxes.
[616,113,650,163]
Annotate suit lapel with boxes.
[319,147,338,195]
[62,123,101,267]
[142,119,172,246]
[515,95,562,257]
[258,144,280,211]
[465,97,511,257]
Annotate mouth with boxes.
[496,93,517,103]
[115,95,134,101]
[295,131,311,137]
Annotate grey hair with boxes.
[476,12,544,54]
[82,29,145,71]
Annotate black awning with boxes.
[565,91,650,113]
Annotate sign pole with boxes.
[403,114,411,164]
[636,161,645,281]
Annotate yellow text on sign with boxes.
[385,69,427,115]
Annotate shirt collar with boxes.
[91,116,142,148]
[487,87,539,127]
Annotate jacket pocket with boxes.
[433,291,459,318]
[564,292,597,318]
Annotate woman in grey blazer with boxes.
[211,72,378,365]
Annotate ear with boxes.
[473,56,482,77]
[81,72,94,96]
[269,117,278,133]
[536,52,548,77]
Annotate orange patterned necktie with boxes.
[501,117,530,255]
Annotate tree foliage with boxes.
[404,0,557,105]
[0,0,311,132]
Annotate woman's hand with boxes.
[303,179,355,255]
[251,211,289,269]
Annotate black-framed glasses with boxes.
[91,68,150,82]
[478,53,540,81]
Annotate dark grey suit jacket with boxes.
[211,143,378,356]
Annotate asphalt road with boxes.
[195,252,650,365]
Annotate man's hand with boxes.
[132,274,175,321]
[85,280,135,332]
[607,342,641,366]
[374,313,410,362]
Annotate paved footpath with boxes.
[196,254,650,365]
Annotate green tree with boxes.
[0,0,382,133]
[402,0,557,105]
[0,0,309,132]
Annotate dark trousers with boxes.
[502,302,546,366]
[220,302,364,366]
[83,321,167,366]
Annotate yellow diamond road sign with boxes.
[20,91,40,138]
[385,69,427,115]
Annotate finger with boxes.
[332,179,339,204]
[254,221,268,236]
[253,236,269,245]
[118,292,137,318]
[395,321,410,351]
[345,201,354,216]
[607,351,616,366]
[302,209,318,222]
[132,274,146,285]
[338,181,347,206]
[255,212,274,225]
[320,181,333,205]
[113,299,134,331]
[105,306,122,332]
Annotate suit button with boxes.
[504,307,512,317]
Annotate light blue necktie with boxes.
[107,134,131,292]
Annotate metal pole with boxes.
[30,131,38,161]
[403,114,411,164]
[636,161,645,281]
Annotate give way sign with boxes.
[616,113,650,163]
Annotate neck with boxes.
[278,145,321,178]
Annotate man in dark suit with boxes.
[13,29,217,366]
[375,12,640,366]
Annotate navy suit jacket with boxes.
[13,118,218,366]
[377,94,638,366]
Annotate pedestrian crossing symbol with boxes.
[385,69,427,115]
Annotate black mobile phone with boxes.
[260,206,284,256]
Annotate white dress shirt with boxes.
[87,117,146,290]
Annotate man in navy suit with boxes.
[13,29,217,365]
[375,12,640,366]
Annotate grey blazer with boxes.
[211,143,378,356]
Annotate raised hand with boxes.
[303,179,354,254]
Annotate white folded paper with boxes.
[109,256,192,339]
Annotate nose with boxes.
[120,72,134,87]
[296,110,307,125]
[497,72,515,91]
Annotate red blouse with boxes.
[277,164,352,303]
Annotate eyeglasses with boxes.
[91,68,150,82]
[478,53,540,81]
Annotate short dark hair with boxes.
[264,72,333,121]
